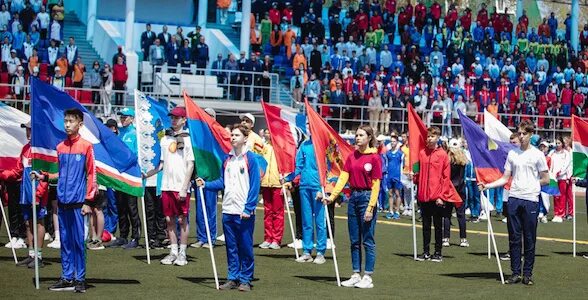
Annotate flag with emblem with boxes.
[572,115,588,178]
[30,78,144,197]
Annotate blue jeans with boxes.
[465,180,480,217]
[489,187,504,213]
[196,188,217,244]
[348,190,377,274]
[223,213,255,284]
[563,104,570,116]
[300,188,327,255]
[507,197,539,277]
[442,117,452,137]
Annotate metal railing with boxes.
[146,65,291,105]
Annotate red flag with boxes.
[304,100,354,186]
[261,101,305,174]
[407,104,462,205]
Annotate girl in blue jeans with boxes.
[327,125,382,289]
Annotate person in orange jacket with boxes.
[284,25,296,59]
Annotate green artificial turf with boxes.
[1,196,588,299]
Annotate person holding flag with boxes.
[258,129,284,250]
[479,120,550,285]
[144,107,194,267]
[196,123,261,292]
[31,108,96,293]
[0,121,49,268]
[325,125,382,289]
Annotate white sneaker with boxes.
[174,253,188,266]
[313,254,326,264]
[295,253,313,263]
[47,239,61,249]
[479,212,488,220]
[190,241,204,248]
[501,218,508,223]
[258,241,271,249]
[217,234,225,242]
[326,239,333,249]
[44,233,52,241]
[552,216,563,223]
[442,238,450,247]
[269,242,281,250]
[540,216,548,223]
[4,237,16,248]
[160,253,177,265]
[354,275,374,289]
[341,273,362,288]
[465,208,471,216]
[459,239,470,247]
[287,239,302,249]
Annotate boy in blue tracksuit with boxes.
[385,136,404,219]
[33,108,97,293]
[464,147,480,221]
[285,137,327,264]
[197,124,260,292]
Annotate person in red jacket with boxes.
[477,3,489,28]
[404,0,413,18]
[112,56,128,106]
[459,8,472,31]
[444,6,458,30]
[430,1,442,28]
[397,7,410,34]
[0,121,49,268]
[354,8,369,39]
[385,0,397,16]
[414,1,427,31]
[414,126,460,262]
[560,81,573,115]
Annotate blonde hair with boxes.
[448,147,467,166]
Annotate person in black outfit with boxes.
[260,55,273,102]
[442,140,469,247]
[140,24,156,61]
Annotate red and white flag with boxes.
[0,103,29,170]
[261,102,307,174]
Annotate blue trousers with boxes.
[223,213,255,284]
[465,180,480,217]
[59,207,86,281]
[103,188,118,234]
[507,197,539,277]
[348,190,377,274]
[196,189,217,244]
[489,187,504,213]
[300,188,326,255]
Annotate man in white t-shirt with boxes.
[144,107,194,266]
[479,120,549,286]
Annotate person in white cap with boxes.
[11,65,25,99]
[6,48,20,75]
[239,113,264,154]
[51,66,65,91]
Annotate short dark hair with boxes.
[518,119,535,134]
[232,123,250,137]
[64,108,84,121]
[427,126,441,136]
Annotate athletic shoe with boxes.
[392,212,400,220]
[88,240,105,250]
[160,253,177,265]
[522,276,534,286]
[4,237,16,248]
[313,254,326,264]
[27,257,44,269]
[173,253,188,266]
[190,241,205,248]
[384,212,393,219]
[44,233,52,241]
[48,279,75,291]
[74,281,87,293]
[341,273,361,287]
[501,218,508,223]
[287,239,302,249]
[149,240,164,249]
[268,242,281,250]
[566,215,573,221]
[402,209,412,216]
[217,234,225,242]
[442,238,450,247]
[7,238,27,249]
[295,253,313,263]
[122,239,139,250]
[326,239,333,249]
[540,216,548,223]
[465,208,471,216]
[354,275,374,289]
[552,216,563,223]
[470,217,480,223]
[47,239,61,249]
[106,238,126,248]
[582,254,588,259]
[415,253,431,261]
[479,213,488,221]
[17,256,34,267]
[505,274,522,284]
[238,282,252,292]
[431,253,443,262]
[500,253,511,261]
[219,280,239,290]
[459,239,470,247]
[258,241,271,249]
[202,242,214,249]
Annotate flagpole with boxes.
[411,184,417,260]
[0,195,17,264]
[322,186,341,287]
[281,181,299,259]
[486,190,491,259]
[198,186,219,290]
[133,89,151,264]
[482,192,505,284]
[32,179,40,289]
[573,183,576,257]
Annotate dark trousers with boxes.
[144,187,166,241]
[113,81,125,105]
[45,186,57,235]
[443,202,467,239]
[507,197,539,277]
[91,86,101,104]
[327,201,335,236]
[291,186,302,240]
[6,183,25,238]
[421,201,451,255]
[116,191,141,240]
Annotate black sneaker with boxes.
[106,238,127,248]
[505,274,522,284]
[238,282,252,292]
[415,253,431,261]
[48,279,75,291]
[74,280,87,293]
[522,276,534,286]
[431,253,443,262]
[27,257,44,268]
[219,280,239,290]
[499,253,511,261]
[150,240,164,249]
[16,256,34,267]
